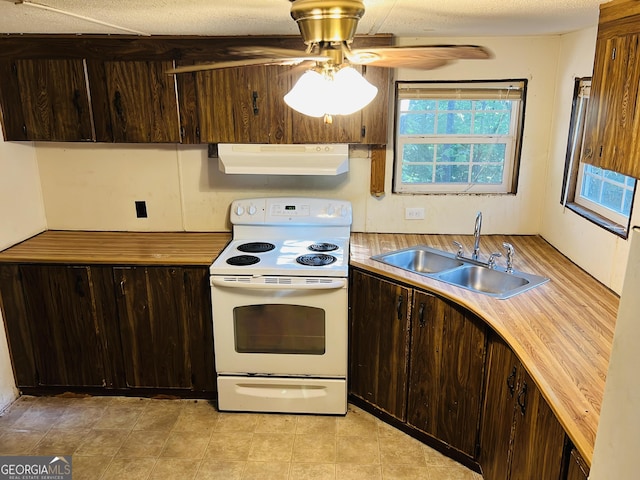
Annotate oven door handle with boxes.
[211,277,347,290]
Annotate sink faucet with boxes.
[473,211,482,261]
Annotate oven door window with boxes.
[233,304,325,354]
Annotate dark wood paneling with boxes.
[407,291,487,457]
[349,269,411,421]
[115,266,192,389]
[182,267,216,392]
[20,265,106,387]
[0,59,92,141]
[0,265,37,386]
[566,447,590,480]
[478,334,520,480]
[510,369,566,480]
[88,60,180,142]
[360,66,392,144]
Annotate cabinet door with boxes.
[510,369,566,480]
[88,60,180,142]
[0,264,37,387]
[195,65,292,143]
[19,265,107,387]
[0,59,93,141]
[407,291,487,456]
[359,66,391,144]
[583,32,640,178]
[565,448,589,480]
[115,266,208,389]
[349,269,411,420]
[478,335,520,480]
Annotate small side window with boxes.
[561,78,636,238]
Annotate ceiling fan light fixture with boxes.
[284,66,378,118]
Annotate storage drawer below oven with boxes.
[217,376,347,415]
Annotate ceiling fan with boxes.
[167,0,493,119]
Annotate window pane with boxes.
[437,144,471,163]
[437,112,472,134]
[581,172,602,201]
[399,113,435,135]
[601,182,624,213]
[402,143,434,162]
[472,164,504,184]
[435,164,469,183]
[473,144,506,163]
[473,111,511,135]
[402,164,434,183]
[437,99,472,110]
[400,99,437,111]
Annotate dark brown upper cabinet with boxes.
[582,0,640,179]
[87,60,181,143]
[192,64,293,144]
[0,34,392,144]
[0,58,93,141]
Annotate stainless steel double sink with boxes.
[371,245,549,299]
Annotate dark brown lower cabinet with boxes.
[0,263,215,393]
[0,264,112,387]
[565,447,589,480]
[479,334,566,480]
[407,290,487,457]
[115,266,215,390]
[349,269,411,421]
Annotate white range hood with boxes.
[217,143,349,176]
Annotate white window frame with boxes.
[393,80,526,194]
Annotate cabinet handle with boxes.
[517,382,528,416]
[119,280,126,296]
[506,366,517,397]
[73,89,83,119]
[113,91,123,119]
[396,295,403,320]
[418,302,426,327]
[75,275,85,298]
[252,91,259,115]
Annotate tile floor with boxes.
[0,395,483,480]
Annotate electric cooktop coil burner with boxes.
[308,242,339,252]
[237,242,275,253]
[296,254,337,266]
[226,255,261,266]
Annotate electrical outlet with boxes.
[405,207,425,220]
[135,201,148,218]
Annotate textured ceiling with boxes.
[0,0,606,37]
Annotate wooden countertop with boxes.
[350,233,619,466]
[0,231,232,266]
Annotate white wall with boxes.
[541,26,639,293]
[0,129,46,410]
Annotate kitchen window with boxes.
[561,78,636,238]
[393,80,526,194]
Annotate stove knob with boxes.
[340,206,348,217]
[235,205,245,216]
[327,205,336,216]
[248,205,257,215]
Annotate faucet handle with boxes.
[502,242,515,273]
[487,252,502,269]
[452,241,464,258]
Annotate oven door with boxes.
[210,275,347,377]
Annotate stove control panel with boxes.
[230,197,352,226]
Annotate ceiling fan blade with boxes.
[167,56,322,74]
[229,46,328,61]
[347,45,492,69]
